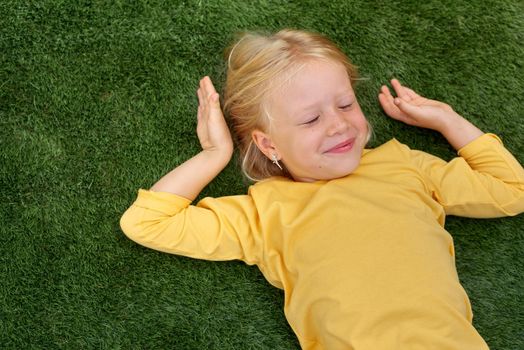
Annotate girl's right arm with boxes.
[150,76,233,201]
[120,77,263,264]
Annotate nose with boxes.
[326,110,349,136]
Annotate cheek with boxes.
[275,127,325,159]
[288,135,312,157]
[349,111,368,132]
[281,133,320,167]
[300,130,325,151]
[359,117,369,132]
[274,131,303,160]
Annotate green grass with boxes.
[1,0,523,348]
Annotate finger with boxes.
[207,93,223,126]
[197,86,207,117]
[404,87,420,100]
[204,77,221,109]
[394,97,422,120]
[199,80,208,110]
[391,79,411,101]
[378,85,396,109]
[197,85,204,107]
[380,84,393,98]
[197,103,203,121]
[378,92,402,119]
[201,76,216,102]
[378,91,393,110]
[203,76,217,95]
[210,92,219,105]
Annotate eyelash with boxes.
[304,116,320,125]
[303,104,353,125]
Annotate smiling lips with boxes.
[325,138,356,154]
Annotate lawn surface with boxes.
[1,0,523,348]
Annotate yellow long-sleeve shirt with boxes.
[120,133,524,349]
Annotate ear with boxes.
[251,129,279,160]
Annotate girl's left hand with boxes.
[378,79,460,133]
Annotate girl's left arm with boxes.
[412,134,524,217]
[378,79,484,150]
[379,79,524,217]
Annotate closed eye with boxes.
[340,103,353,110]
[303,116,320,125]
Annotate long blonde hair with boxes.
[223,29,360,182]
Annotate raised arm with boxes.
[120,77,262,263]
[378,79,484,150]
[150,76,233,200]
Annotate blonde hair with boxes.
[222,29,361,182]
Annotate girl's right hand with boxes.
[196,76,234,162]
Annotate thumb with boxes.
[394,97,420,117]
[210,93,221,111]
[211,92,219,104]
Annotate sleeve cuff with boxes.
[133,189,192,216]
[458,133,503,159]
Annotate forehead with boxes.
[267,59,353,115]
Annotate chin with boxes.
[330,170,356,180]
[335,159,361,176]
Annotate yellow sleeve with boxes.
[410,133,524,218]
[119,189,262,265]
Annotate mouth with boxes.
[324,138,356,154]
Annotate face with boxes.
[254,59,369,182]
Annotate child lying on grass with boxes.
[121,29,524,349]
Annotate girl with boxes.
[120,29,524,349]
